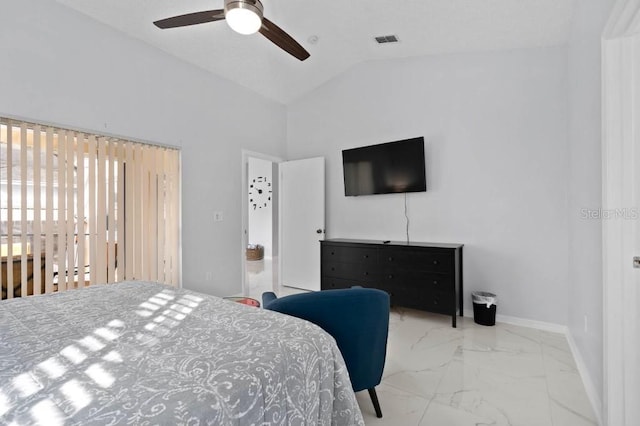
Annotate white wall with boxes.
[248,157,273,257]
[0,0,287,297]
[287,47,570,325]
[566,0,615,415]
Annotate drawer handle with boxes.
[433,260,439,265]
[433,280,438,285]
[364,255,369,259]
[388,274,394,279]
[331,267,335,271]
[433,299,439,305]
[364,272,369,276]
[388,257,394,261]
[331,251,335,255]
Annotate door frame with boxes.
[241,150,283,296]
[602,1,640,424]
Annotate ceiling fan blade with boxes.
[154,10,225,29]
[259,18,310,61]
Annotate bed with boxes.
[0,281,364,425]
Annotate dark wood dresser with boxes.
[321,239,464,327]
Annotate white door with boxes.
[602,5,640,424]
[279,157,325,291]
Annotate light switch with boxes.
[214,211,224,222]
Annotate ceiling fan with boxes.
[153,0,310,61]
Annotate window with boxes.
[0,118,180,299]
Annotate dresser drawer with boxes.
[377,270,402,288]
[321,276,364,290]
[394,289,454,314]
[400,250,453,273]
[379,248,453,273]
[322,261,381,281]
[373,283,399,305]
[379,250,402,267]
[322,245,378,264]
[400,271,453,293]
[420,291,454,314]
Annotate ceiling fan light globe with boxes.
[224,0,264,35]
[226,9,262,34]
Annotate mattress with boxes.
[0,281,364,425]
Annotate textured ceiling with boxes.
[56,0,575,104]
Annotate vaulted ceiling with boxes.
[56,0,574,104]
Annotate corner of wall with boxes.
[566,330,604,425]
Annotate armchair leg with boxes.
[368,387,382,418]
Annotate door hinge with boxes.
[634,257,640,268]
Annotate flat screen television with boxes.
[342,137,426,196]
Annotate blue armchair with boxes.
[262,287,390,418]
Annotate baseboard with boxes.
[565,331,603,426]
[462,309,567,334]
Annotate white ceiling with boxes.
[56,0,575,104]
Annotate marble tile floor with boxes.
[245,258,272,298]
[245,260,596,426]
[245,257,304,299]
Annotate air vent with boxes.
[375,35,399,44]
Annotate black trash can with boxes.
[472,292,497,326]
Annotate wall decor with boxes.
[249,176,273,210]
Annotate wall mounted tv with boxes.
[342,137,426,196]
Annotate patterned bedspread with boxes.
[0,281,364,425]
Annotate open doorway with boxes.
[241,150,281,298]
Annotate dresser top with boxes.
[322,238,463,249]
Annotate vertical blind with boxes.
[0,117,180,300]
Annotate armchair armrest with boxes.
[262,291,278,307]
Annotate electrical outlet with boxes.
[584,315,588,333]
[214,211,223,222]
